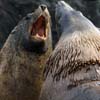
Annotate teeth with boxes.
[44,23,48,37]
[32,33,47,40]
[45,28,48,37]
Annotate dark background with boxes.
[0,0,100,48]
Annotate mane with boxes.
[43,29,100,81]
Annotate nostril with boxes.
[40,5,46,11]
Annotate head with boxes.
[55,1,97,36]
[20,4,51,53]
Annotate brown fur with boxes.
[0,5,52,100]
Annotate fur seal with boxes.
[0,5,52,100]
[39,1,100,100]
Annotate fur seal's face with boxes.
[55,1,95,35]
[22,5,51,53]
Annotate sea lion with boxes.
[0,4,52,100]
[39,1,100,100]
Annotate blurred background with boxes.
[0,0,100,48]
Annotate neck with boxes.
[66,64,100,84]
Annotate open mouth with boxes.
[30,15,48,41]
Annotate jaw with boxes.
[29,10,50,43]
[55,1,74,21]
[55,1,76,35]
[23,5,51,53]
[30,15,47,42]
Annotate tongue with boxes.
[31,16,45,37]
[37,26,45,36]
[36,16,45,37]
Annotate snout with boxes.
[57,1,73,10]
[55,1,73,20]
[39,4,47,11]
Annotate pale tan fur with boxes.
[44,28,100,81]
